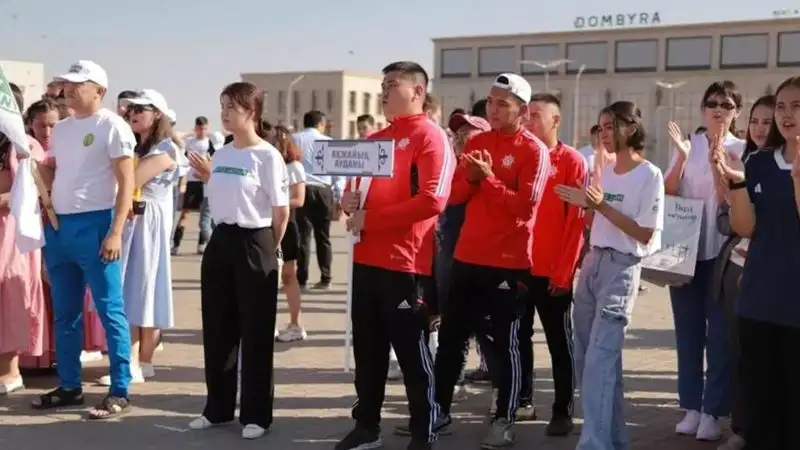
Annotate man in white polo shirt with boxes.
[32,60,137,420]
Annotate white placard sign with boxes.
[310,139,394,177]
[642,195,704,286]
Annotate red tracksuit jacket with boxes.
[530,142,588,289]
[450,127,550,269]
[348,114,455,275]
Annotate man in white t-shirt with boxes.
[33,60,137,419]
[173,116,215,254]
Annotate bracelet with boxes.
[728,179,747,190]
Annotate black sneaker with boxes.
[393,414,452,436]
[464,369,492,384]
[545,415,574,436]
[334,426,382,450]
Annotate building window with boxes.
[261,91,269,116]
[348,120,356,138]
[469,90,476,107]
[478,46,516,76]
[440,48,472,77]
[310,90,318,110]
[326,90,334,111]
[615,40,658,72]
[566,42,608,74]
[520,44,562,74]
[292,90,300,114]
[349,91,357,114]
[720,34,768,69]
[666,36,713,71]
[277,90,286,114]
[363,92,371,115]
[777,31,800,67]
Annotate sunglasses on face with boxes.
[704,100,736,111]
[129,104,154,114]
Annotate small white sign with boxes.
[310,139,394,177]
[642,196,704,286]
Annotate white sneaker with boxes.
[98,365,145,386]
[189,416,216,430]
[276,324,308,342]
[676,410,701,435]
[80,350,103,363]
[140,362,155,378]
[696,413,722,441]
[0,377,24,395]
[242,424,267,439]
[387,360,402,381]
[717,434,745,450]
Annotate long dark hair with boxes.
[273,125,302,163]
[765,77,800,150]
[135,111,173,157]
[744,95,775,155]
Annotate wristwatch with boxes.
[728,179,747,190]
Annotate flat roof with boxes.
[240,69,382,79]
[431,17,800,43]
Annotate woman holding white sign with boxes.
[718,76,800,450]
[663,81,745,441]
[555,100,665,449]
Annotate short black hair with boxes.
[356,114,375,126]
[303,110,326,128]
[529,93,561,109]
[117,90,137,101]
[590,124,601,135]
[8,82,24,111]
[381,61,429,87]
[450,108,465,117]
[471,99,487,119]
[195,116,209,126]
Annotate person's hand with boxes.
[188,152,211,181]
[100,231,122,262]
[585,184,604,209]
[463,150,493,182]
[331,204,343,221]
[554,185,588,208]
[716,149,745,183]
[667,121,690,159]
[345,210,365,236]
[341,190,360,214]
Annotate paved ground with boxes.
[0,218,730,449]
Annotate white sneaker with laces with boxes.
[189,416,214,430]
[276,324,308,342]
[676,410,701,435]
[140,362,155,378]
[98,365,145,386]
[696,413,722,441]
[80,350,103,363]
[0,377,24,395]
[242,424,267,439]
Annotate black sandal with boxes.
[31,387,85,410]
[87,395,131,420]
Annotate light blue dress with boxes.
[121,138,180,328]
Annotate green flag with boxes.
[0,68,30,156]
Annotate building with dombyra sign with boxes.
[431,17,800,170]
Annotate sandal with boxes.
[88,395,131,420]
[31,387,85,409]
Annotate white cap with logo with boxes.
[492,73,532,104]
[56,60,109,89]
[125,89,170,115]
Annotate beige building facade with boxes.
[240,70,386,139]
[432,18,800,170]
[0,60,45,110]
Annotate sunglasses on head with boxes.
[704,100,736,111]
[129,104,154,114]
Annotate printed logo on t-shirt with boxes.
[501,154,514,168]
[397,137,410,150]
[83,133,95,147]
[604,192,624,203]
[213,166,250,177]
[754,183,762,194]
[281,176,289,193]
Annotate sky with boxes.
[0,0,791,130]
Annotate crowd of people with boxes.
[0,58,797,450]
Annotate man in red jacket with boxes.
[517,93,588,435]
[337,61,455,450]
[434,73,550,449]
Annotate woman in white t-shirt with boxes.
[556,101,665,449]
[270,125,308,343]
[186,82,290,440]
[663,81,746,441]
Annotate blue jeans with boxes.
[43,209,132,398]
[198,197,214,245]
[669,258,730,417]
[574,247,641,450]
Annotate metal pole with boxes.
[286,74,305,128]
[572,64,586,148]
[544,71,550,93]
[519,59,572,94]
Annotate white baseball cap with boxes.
[125,89,170,114]
[165,109,177,123]
[56,60,109,89]
[492,73,532,104]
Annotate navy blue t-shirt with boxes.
[736,148,800,328]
